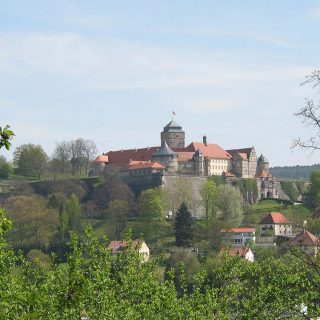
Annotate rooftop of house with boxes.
[108,240,147,254]
[94,155,109,163]
[221,247,252,258]
[290,229,319,246]
[259,212,291,225]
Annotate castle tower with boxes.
[193,148,204,176]
[151,141,178,173]
[256,154,269,175]
[161,120,185,149]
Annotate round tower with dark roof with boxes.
[161,120,185,149]
[257,154,269,175]
[151,140,178,172]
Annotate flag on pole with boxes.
[172,111,176,116]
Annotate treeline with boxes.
[0,138,97,180]
[270,164,320,180]
[1,171,250,259]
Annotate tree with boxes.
[64,194,82,232]
[306,170,320,209]
[4,195,59,248]
[13,143,48,179]
[200,179,217,231]
[293,70,320,151]
[0,125,14,150]
[162,177,193,214]
[107,199,129,239]
[0,155,13,179]
[217,184,243,226]
[137,188,164,240]
[174,202,193,247]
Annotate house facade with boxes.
[259,212,292,243]
[290,229,319,257]
[220,228,256,247]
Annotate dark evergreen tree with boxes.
[174,202,193,247]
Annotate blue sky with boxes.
[1,0,320,166]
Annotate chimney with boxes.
[203,135,207,146]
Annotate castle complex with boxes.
[93,119,281,199]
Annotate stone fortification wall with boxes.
[123,173,164,198]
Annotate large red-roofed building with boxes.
[93,119,273,181]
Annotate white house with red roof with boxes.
[220,227,256,247]
[108,240,150,262]
[290,229,319,256]
[259,212,292,242]
[228,247,255,262]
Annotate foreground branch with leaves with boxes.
[0,209,319,319]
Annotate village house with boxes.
[259,212,292,243]
[220,228,256,247]
[221,247,255,262]
[108,240,150,262]
[289,229,319,257]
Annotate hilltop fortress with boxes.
[93,119,282,199]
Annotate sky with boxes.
[1,0,320,166]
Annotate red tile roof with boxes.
[228,247,251,257]
[259,212,291,225]
[290,229,319,246]
[129,162,165,170]
[107,147,159,163]
[256,170,273,178]
[227,148,254,160]
[94,155,109,163]
[176,152,195,162]
[220,228,255,233]
[186,142,231,160]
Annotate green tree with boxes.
[0,155,13,179]
[306,170,320,209]
[174,202,193,247]
[162,177,193,214]
[13,143,48,179]
[0,125,14,150]
[107,199,129,239]
[217,184,243,226]
[65,194,82,232]
[4,195,59,248]
[137,188,164,240]
[201,179,217,231]
[280,181,300,201]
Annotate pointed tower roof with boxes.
[152,140,177,156]
[163,120,183,132]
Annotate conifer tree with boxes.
[174,202,193,247]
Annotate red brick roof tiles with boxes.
[228,247,251,257]
[186,142,231,160]
[94,155,109,163]
[290,229,319,246]
[129,162,165,170]
[259,212,291,225]
[106,147,159,163]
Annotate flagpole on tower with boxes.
[172,110,176,120]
